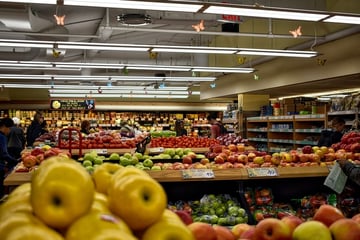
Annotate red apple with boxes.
[214,155,225,164]
[188,222,217,240]
[227,154,238,163]
[313,204,345,227]
[174,210,193,225]
[352,213,360,224]
[200,158,210,165]
[228,144,238,152]
[329,218,360,240]
[232,223,252,239]
[240,226,256,239]
[247,152,256,161]
[182,156,193,164]
[237,154,248,164]
[253,218,292,240]
[281,215,303,234]
[213,225,235,240]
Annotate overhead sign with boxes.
[50,99,95,110]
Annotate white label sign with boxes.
[182,169,215,179]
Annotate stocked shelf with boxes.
[4,166,330,186]
[246,114,326,151]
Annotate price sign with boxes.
[50,99,95,110]
[247,168,278,178]
[182,169,215,179]
[93,149,108,155]
[149,147,164,154]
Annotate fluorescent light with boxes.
[203,5,329,21]
[126,65,191,71]
[1,84,190,91]
[0,39,318,58]
[50,89,199,95]
[0,0,55,4]
[151,47,237,54]
[64,0,204,13]
[191,67,254,73]
[323,15,360,25]
[237,49,318,58]
[49,93,190,99]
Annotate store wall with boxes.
[200,33,360,99]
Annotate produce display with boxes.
[0,156,194,240]
[150,130,176,138]
[168,194,248,226]
[16,146,71,171]
[149,136,220,148]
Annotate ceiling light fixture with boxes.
[191,67,254,73]
[0,39,319,58]
[0,1,358,25]
[0,74,216,82]
[49,93,191,99]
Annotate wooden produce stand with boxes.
[4,166,330,186]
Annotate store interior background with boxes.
[0,0,359,113]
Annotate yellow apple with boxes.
[110,166,150,184]
[108,175,167,231]
[91,192,110,213]
[65,211,135,240]
[7,182,31,199]
[0,191,32,221]
[142,209,195,240]
[4,224,64,240]
[0,212,44,239]
[92,162,122,194]
[31,157,95,229]
[292,221,332,240]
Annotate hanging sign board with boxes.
[50,99,95,110]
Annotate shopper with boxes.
[119,120,135,138]
[175,119,187,136]
[318,117,347,147]
[337,159,360,186]
[80,120,91,135]
[207,113,224,139]
[7,117,26,159]
[26,111,46,147]
[0,117,18,198]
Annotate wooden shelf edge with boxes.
[4,166,330,186]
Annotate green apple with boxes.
[133,152,143,160]
[217,217,227,226]
[143,159,154,168]
[94,157,103,165]
[293,220,332,240]
[109,153,120,161]
[215,207,226,217]
[210,215,219,224]
[175,148,184,157]
[228,206,240,216]
[151,165,162,171]
[238,208,246,217]
[123,153,132,159]
[85,165,94,172]
[131,156,139,165]
[119,157,132,166]
[82,160,92,167]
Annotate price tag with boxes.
[93,149,108,155]
[182,169,215,179]
[149,147,164,154]
[247,168,278,177]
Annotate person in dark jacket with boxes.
[80,120,91,135]
[318,117,347,147]
[7,117,26,159]
[26,111,45,147]
[337,159,360,187]
[0,117,18,197]
[175,120,187,136]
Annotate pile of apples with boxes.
[149,136,220,148]
[332,131,360,153]
[0,155,197,240]
[229,204,360,240]
[16,146,71,171]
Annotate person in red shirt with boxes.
[207,114,222,139]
